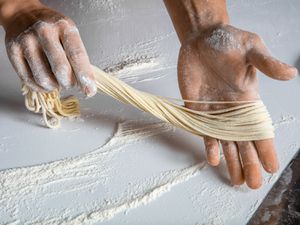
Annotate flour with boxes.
[47,163,204,225]
[103,56,164,83]
[189,178,239,225]
[273,114,299,128]
[0,121,206,224]
[88,0,118,11]
[206,28,241,51]
[1,0,300,224]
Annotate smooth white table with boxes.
[1,1,300,224]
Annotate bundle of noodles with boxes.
[22,65,274,141]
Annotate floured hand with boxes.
[1,0,96,96]
[178,24,298,189]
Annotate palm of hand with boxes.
[177,25,297,189]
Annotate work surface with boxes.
[1,0,300,224]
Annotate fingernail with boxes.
[79,75,97,97]
[86,83,97,97]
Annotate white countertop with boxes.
[1,0,300,224]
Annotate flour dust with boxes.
[0,121,205,224]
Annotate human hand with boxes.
[178,24,298,189]
[2,0,96,96]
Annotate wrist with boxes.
[0,0,41,27]
[164,0,229,43]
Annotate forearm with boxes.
[163,0,229,43]
[0,0,41,27]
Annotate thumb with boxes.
[247,35,298,81]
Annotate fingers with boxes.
[255,139,279,173]
[204,136,220,166]
[208,139,277,189]
[221,141,244,185]
[37,26,75,89]
[247,34,298,81]
[6,42,44,92]
[61,25,97,97]
[22,35,59,91]
[237,141,262,189]
[6,19,94,96]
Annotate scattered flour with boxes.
[1,0,300,225]
[206,28,241,51]
[88,0,118,11]
[103,56,165,83]
[0,121,205,224]
[189,180,239,225]
[273,114,299,128]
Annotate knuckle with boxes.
[6,42,21,56]
[252,33,261,41]
[36,26,52,37]
[63,26,80,41]
[59,18,76,29]
[34,21,51,33]
[58,18,78,35]
[19,33,36,47]
[5,39,17,50]
[64,25,79,35]
[250,33,264,45]
[68,49,86,60]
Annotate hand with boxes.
[2,0,97,96]
[178,24,298,189]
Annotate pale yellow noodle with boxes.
[22,65,274,141]
[22,85,80,128]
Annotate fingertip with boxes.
[221,141,245,186]
[255,139,279,174]
[292,66,298,75]
[78,74,97,97]
[204,137,220,167]
[245,165,262,189]
[280,66,298,81]
[290,67,298,78]
[207,154,220,166]
[228,164,245,186]
[264,160,279,174]
[85,83,97,97]
[231,177,245,186]
[249,184,262,190]
[248,180,262,190]
[205,144,220,166]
